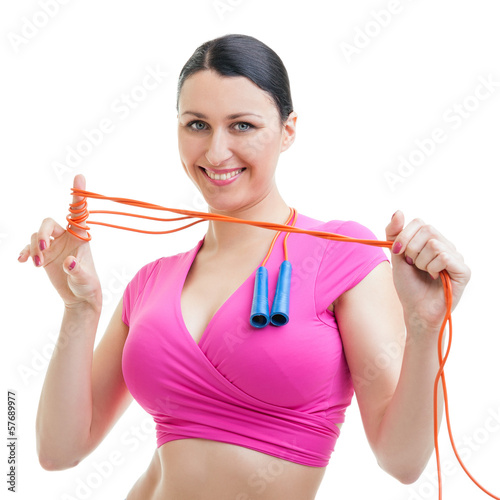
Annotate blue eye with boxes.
[188,120,207,131]
[235,122,252,131]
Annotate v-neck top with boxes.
[121,213,389,467]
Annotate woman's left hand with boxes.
[385,210,471,332]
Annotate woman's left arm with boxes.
[334,210,471,484]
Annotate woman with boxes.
[19,34,471,499]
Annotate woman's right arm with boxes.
[35,299,133,470]
[19,174,133,470]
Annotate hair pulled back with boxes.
[176,34,293,125]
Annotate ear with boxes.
[280,111,298,153]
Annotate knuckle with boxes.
[404,242,415,257]
[440,252,452,266]
[404,238,418,253]
[421,224,436,237]
[428,238,441,251]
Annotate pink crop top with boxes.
[121,213,389,467]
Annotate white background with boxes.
[1,1,500,499]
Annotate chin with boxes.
[193,185,243,215]
[204,197,247,215]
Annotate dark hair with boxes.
[176,34,293,125]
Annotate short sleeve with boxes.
[122,259,162,326]
[315,220,390,311]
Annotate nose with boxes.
[205,129,233,166]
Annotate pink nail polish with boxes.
[39,240,46,251]
[68,260,76,271]
[393,242,402,254]
[17,253,23,261]
[405,256,413,266]
[34,255,41,267]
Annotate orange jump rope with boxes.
[66,187,497,500]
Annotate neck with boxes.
[202,188,291,255]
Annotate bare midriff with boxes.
[125,438,327,500]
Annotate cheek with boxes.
[240,130,282,164]
[178,133,190,157]
[177,144,198,182]
[178,135,203,167]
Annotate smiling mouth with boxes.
[201,167,245,181]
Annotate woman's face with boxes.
[177,69,296,214]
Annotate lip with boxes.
[199,166,245,186]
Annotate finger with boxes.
[62,255,94,289]
[71,173,86,206]
[63,255,78,274]
[17,244,30,263]
[30,232,42,267]
[67,174,89,240]
[390,217,427,255]
[29,218,67,267]
[37,217,66,253]
[404,224,454,265]
[412,238,450,279]
[385,210,405,242]
[426,249,471,284]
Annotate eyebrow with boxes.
[181,111,264,120]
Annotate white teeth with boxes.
[205,168,243,181]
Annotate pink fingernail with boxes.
[17,252,23,261]
[393,242,402,254]
[34,255,41,267]
[405,256,414,266]
[68,260,76,271]
[39,240,46,251]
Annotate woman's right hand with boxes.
[18,174,102,310]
